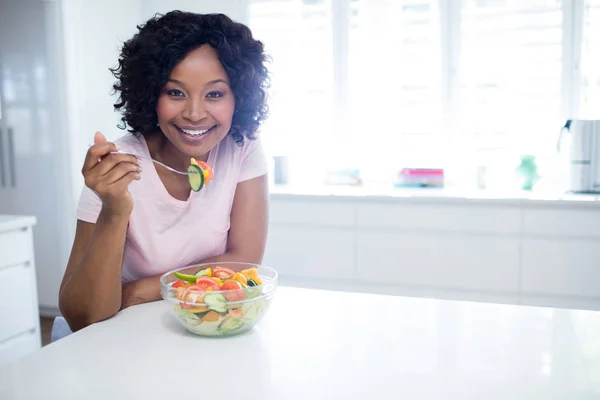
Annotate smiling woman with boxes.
[58,11,271,332]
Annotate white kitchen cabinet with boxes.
[356,203,521,234]
[266,195,600,311]
[356,232,521,293]
[0,215,40,367]
[521,238,600,298]
[264,225,355,279]
[522,208,600,238]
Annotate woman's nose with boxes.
[183,98,207,122]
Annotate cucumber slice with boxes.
[174,271,198,284]
[219,315,244,332]
[195,267,211,277]
[187,164,204,192]
[189,320,221,335]
[245,286,262,299]
[203,293,227,313]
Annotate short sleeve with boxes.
[75,184,103,223]
[238,137,268,182]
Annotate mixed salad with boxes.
[167,266,271,336]
[187,157,214,192]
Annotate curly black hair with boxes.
[110,11,270,145]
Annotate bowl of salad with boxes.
[160,262,277,337]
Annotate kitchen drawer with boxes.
[0,227,33,269]
[521,238,600,298]
[0,262,37,343]
[523,209,600,238]
[0,330,40,367]
[356,204,521,234]
[269,200,355,228]
[357,232,520,292]
[264,226,355,279]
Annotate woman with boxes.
[59,11,270,332]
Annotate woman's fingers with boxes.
[92,153,140,177]
[82,142,119,173]
[103,161,142,185]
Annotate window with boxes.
[248,0,335,186]
[580,0,600,117]
[248,0,600,191]
[348,0,443,184]
[455,0,564,190]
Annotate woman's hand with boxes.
[82,132,141,217]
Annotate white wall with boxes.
[61,0,144,203]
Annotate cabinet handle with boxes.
[0,127,5,188]
[8,127,15,188]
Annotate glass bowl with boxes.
[160,262,278,337]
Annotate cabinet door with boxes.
[0,262,38,343]
[521,238,600,298]
[264,226,356,280]
[356,232,521,293]
[0,330,39,367]
[0,227,33,269]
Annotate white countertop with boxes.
[2,286,600,399]
[270,185,600,207]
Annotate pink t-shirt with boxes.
[76,133,268,283]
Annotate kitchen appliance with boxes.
[558,119,600,193]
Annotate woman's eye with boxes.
[206,91,224,99]
[167,89,184,97]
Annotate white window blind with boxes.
[348,0,443,179]
[248,0,334,162]
[455,0,564,186]
[580,0,600,117]
[247,0,596,190]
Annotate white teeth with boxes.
[181,128,209,136]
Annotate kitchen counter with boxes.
[2,286,600,399]
[270,184,600,207]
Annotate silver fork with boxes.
[109,151,193,176]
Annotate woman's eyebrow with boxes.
[167,78,230,86]
[206,79,230,86]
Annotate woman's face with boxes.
[156,45,235,159]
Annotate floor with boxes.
[40,317,53,346]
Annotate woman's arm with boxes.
[59,214,129,331]
[121,174,269,309]
[59,133,140,331]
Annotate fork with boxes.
[109,151,194,176]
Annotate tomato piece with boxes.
[220,280,245,302]
[172,279,188,289]
[209,277,223,287]
[196,161,214,181]
[194,277,221,291]
[212,267,235,279]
